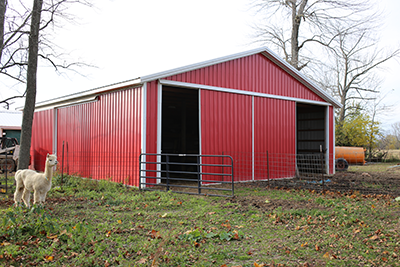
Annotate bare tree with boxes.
[251,0,375,71]
[317,24,400,123]
[0,0,6,64]
[0,0,92,168]
[0,0,91,109]
[392,122,400,146]
[19,0,43,169]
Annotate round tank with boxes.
[335,146,365,165]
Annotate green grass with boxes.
[1,172,400,266]
[349,161,400,173]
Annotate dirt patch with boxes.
[259,171,400,196]
[218,195,326,214]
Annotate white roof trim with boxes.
[142,47,341,108]
[30,78,142,110]
[31,47,341,109]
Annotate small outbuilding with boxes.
[0,110,22,143]
[30,47,341,186]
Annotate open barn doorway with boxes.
[296,104,326,174]
[161,86,200,182]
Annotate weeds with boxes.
[1,172,400,266]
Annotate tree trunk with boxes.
[18,0,43,170]
[0,0,6,63]
[290,0,307,70]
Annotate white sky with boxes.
[2,0,400,131]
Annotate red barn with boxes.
[30,47,341,187]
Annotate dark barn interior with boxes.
[161,86,199,181]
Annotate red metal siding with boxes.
[56,87,142,186]
[165,54,325,102]
[254,97,296,179]
[201,90,252,182]
[145,81,159,184]
[31,109,54,171]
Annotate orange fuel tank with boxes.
[335,146,365,165]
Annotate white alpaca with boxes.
[14,154,58,208]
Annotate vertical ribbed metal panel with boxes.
[145,81,159,185]
[254,97,296,179]
[201,90,252,182]
[31,109,54,171]
[55,86,142,186]
[166,54,325,102]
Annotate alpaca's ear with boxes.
[47,153,49,158]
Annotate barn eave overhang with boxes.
[141,47,342,109]
[31,78,142,111]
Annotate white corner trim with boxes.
[140,83,147,188]
[157,82,162,183]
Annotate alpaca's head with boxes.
[46,154,58,167]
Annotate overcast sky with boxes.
[2,0,400,130]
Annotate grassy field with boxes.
[1,172,400,266]
[349,161,400,173]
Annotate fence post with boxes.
[166,155,170,192]
[320,152,325,193]
[267,151,270,188]
[5,150,8,193]
[222,152,224,182]
[61,141,64,187]
[197,155,201,195]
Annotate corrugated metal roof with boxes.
[33,47,342,110]
[0,110,22,127]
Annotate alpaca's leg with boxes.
[33,190,41,206]
[22,189,31,208]
[14,184,24,206]
[14,181,24,206]
[41,192,47,205]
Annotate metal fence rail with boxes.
[139,153,234,197]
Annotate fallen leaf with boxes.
[118,220,122,224]
[150,229,161,239]
[106,231,111,237]
[44,255,54,261]
[323,252,330,259]
[161,213,168,218]
[370,235,379,240]
[315,245,320,251]
[137,258,147,264]
[301,242,308,247]
[47,234,58,239]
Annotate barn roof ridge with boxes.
[33,47,341,110]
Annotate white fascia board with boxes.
[31,78,142,111]
[260,50,342,109]
[141,47,267,83]
[141,47,342,109]
[159,79,332,107]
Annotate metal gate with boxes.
[139,153,234,197]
